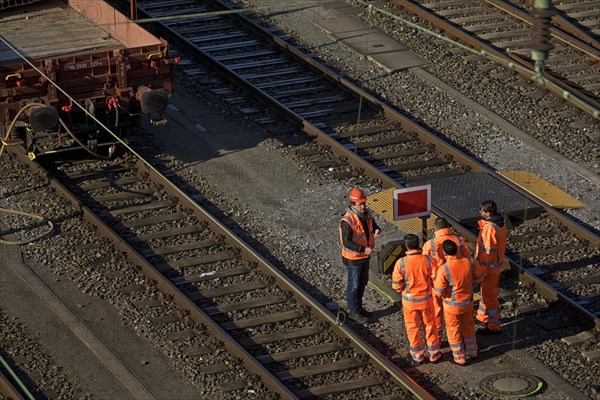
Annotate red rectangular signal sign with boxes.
[393,185,431,220]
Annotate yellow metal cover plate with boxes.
[498,170,585,209]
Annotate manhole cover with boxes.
[479,372,544,398]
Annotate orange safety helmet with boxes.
[348,188,367,204]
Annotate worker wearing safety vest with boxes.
[339,188,381,324]
[434,240,483,365]
[422,217,470,338]
[392,234,441,364]
[475,200,507,335]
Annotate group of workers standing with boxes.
[339,189,507,366]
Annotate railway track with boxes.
[125,0,600,329]
[6,148,434,399]
[519,0,600,47]
[390,0,600,117]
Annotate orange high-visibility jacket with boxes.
[433,256,483,313]
[422,228,470,277]
[339,209,375,260]
[391,250,434,309]
[475,217,507,269]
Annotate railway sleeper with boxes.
[154,251,239,271]
[202,295,288,315]
[122,212,188,228]
[170,264,251,286]
[93,190,155,203]
[347,135,417,149]
[108,201,175,217]
[363,146,430,161]
[219,309,307,331]
[188,280,268,300]
[200,40,263,52]
[334,125,399,138]
[436,6,494,18]
[255,342,350,364]
[516,243,581,259]
[140,237,223,257]
[386,158,449,173]
[164,328,195,342]
[295,375,387,398]
[136,224,206,242]
[275,357,368,381]
[237,325,323,346]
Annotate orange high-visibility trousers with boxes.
[402,301,440,363]
[476,267,502,331]
[444,304,477,364]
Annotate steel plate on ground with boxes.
[409,172,543,225]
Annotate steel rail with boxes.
[132,0,599,329]
[9,145,436,400]
[0,354,32,400]
[391,0,600,117]
[547,7,600,50]
[485,0,600,59]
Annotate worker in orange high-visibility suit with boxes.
[392,234,441,364]
[434,240,483,365]
[340,188,381,324]
[475,200,507,335]
[422,217,470,338]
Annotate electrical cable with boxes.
[0,207,54,245]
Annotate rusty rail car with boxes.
[0,0,177,158]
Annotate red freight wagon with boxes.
[0,0,176,158]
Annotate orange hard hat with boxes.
[349,188,367,203]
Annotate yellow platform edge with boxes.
[498,170,586,209]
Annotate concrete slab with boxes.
[582,349,600,361]
[341,30,408,55]
[315,12,378,36]
[561,331,594,346]
[368,50,429,73]
[313,9,427,72]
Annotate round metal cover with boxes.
[479,372,543,398]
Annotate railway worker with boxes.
[475,200,507,335]
[340,188,381,324]
[422,217,470,338]
[392,234,441,364]
[434,240,483,365]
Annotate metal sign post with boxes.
[421,216,429,244]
